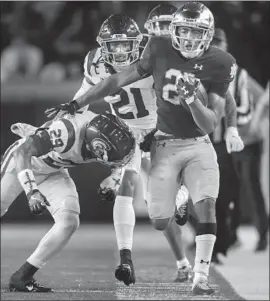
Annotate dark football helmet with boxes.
[84,113,135,168]
[170,2,214,59]
[144,4,177,36]
[97,14,143,67]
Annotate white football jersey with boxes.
[80,48,157,129]
[30,111,102,174]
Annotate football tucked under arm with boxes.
[188,92,226,135]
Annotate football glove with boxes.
[98,168,123,202]
[45,100,79,120]
[27,190,50,215]
[225,127,245,153]
[98,187,116,202]
[139,129,157,152]
[176,73,200,103]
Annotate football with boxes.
[180,83,208,111]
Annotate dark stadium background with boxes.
[1,1,269,222]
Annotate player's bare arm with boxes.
[224,90,237,128]
[13,133,52,215]
[189,92,225,134]
[74,63,142,110]
[13,136,47,173]
[45,63,143,119]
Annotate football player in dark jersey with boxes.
[45,2,238,295]
[143,2,244,281]
[1,111,135,292]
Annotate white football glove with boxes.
[225,127,244,153]
[98,168,124,202]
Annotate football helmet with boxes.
[144,4,177,36]
[84,113,135,168]
[170,2,214,59]
[97,14,143,67]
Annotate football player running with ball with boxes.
[1,111,135,292]
[46,2,240,295]
[143,2,243,282]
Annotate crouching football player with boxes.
[1,111,135,292]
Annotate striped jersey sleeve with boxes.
[35,118,76,155]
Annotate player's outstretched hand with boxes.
[27,190,50,215]
[176,73,200,101]
[45,100,79,120]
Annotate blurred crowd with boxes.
[1,1,269,86]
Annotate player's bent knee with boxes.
[53,209,80,234]
[118,170,139,197]
[151,218,170,231]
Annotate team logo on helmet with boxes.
[91,138,111,162]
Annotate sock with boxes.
[193,234,216,279]
[120,249,132,265]
[17,261,39,280]
[113,196,135,251]
[176,257,191,269]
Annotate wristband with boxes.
[226,126,239,137]
[17,169,38,197]
[185,95,195,105]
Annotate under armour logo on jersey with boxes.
[200,259,210,265]
[194,64,203,70]
[181,86,189,95]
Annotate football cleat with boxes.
[175,202,189,226]
[192,278,214,295]
[9,276,52,293]
[115,262,136,286]
[174,265,193,283]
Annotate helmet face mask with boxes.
[97,15,142,68]
[144,4,177,37]
[145,16,173,36]
[170,2,215,59]
[97,36,141,67]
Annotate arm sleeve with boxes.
[33,118,76,155]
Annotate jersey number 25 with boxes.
[162,69,184,105]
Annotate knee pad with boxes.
[194,197,216,223]
[53,209,80,233]
[196,222,217,236]
[151,218,170,231]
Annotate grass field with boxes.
[1,223,246,300]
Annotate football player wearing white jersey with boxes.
[1,111,135,292]
[68,14,194,286]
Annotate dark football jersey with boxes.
[137,37,237,138]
